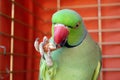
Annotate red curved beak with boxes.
[54,24,69,45]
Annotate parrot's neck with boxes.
[64,27,87,48]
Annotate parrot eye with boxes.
[74,22,80,29]
[76,24,79,28]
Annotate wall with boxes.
[0,0,120,80]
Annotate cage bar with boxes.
[10,0,15,80]
[0,0,120,80]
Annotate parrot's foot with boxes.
[34,36,54,67]
[34,36,49,56]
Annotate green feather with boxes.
[52,9,82,27]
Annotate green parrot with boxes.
[34,9,102,80]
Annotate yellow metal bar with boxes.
[101,42,120,45]
[57,0,60,10]
[102,55,120,58]
[97,0,103,80]
[98,0,102,48]
[102,68,120,72]
[60,3,120,9]
[88,29,120,32]
[101,3,120,7]
[10,0,15,80]
[83,16,120,20]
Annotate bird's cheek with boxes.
[54,25,69,45]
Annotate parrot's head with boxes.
[52,9,87,48]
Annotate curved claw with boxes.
[39,36,49,56]
[43,36,48,45]
[34,38,39,52]
[34,36,48,53]
[39,42,45,56]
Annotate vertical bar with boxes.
[98,0,102,48]
[10,0,15,80]
[98,0,103,80]
[57,0,60,11]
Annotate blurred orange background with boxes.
[0,0,120,80]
